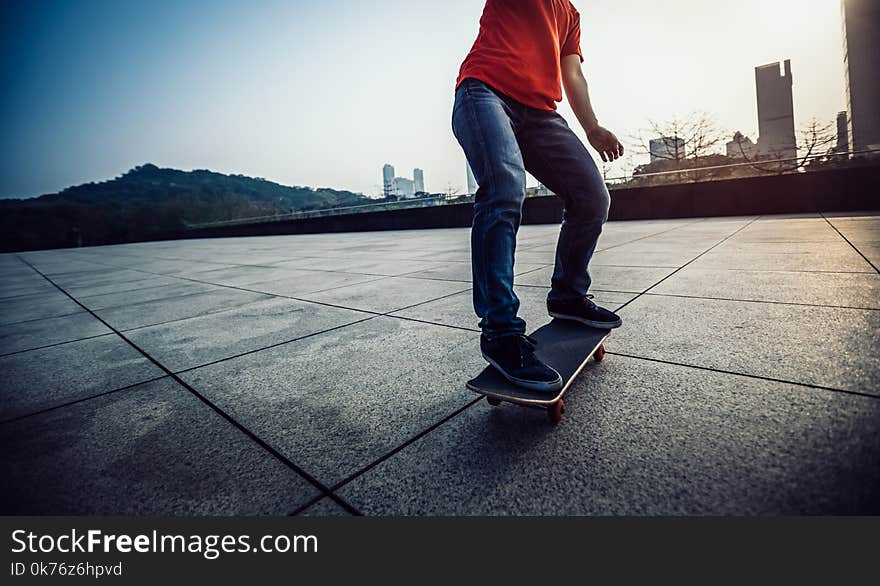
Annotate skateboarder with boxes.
[452,0,623,392]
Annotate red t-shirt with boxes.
[455,0,584,111]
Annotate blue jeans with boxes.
[452,77,610,338]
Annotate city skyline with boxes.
[0,0,847,199]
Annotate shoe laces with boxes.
[513,334,541,368]
[582,294,597,309]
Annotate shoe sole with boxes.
[548,311,622,329]
[480,352,563,393]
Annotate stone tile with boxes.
[64,275,183,298]
[824,212,880,220]
[390,286,636,332]
[651,266,880,309]
[128,296,371,372]
[21,258,107,276]
[180,316,483,486]
[337,356,880,515]
[516,265,675,293]
[0,279,57,300]
[245,270,385,297]
[299,276,470,313]
[613,295,880,394]
[275,256,445,276]
[0,378,320,514]
[78,281,221,311]
[732,220,843,242]
[590,246,704,268]
[0,335,163,421]
[856,243,880,269]
[404,260,548,283]
[513,250,558,264]
[0,291,83,325]
[692,241,875,272]
[0,312,111,355]
[188,265,300,286]
[50,268,157,289]
[95,288,272,331]
[827,219,880,243]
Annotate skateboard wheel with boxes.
[594,343,606,362]
[548,399,564,423]
[486,396,502,407]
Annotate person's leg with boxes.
[452,79,563,391]
[518,109,610,302]
[451,78,528,338]
[518,109,621,328]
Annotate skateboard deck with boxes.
[466,319,609,422]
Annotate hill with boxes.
[0,164,370,252]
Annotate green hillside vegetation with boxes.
[0,164,369,252]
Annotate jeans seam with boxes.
[462,82,497,334]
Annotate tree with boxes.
[732,117,837,173]
[630,111,725,164]
[444,182,461,199]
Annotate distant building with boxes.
[393,177,415,198]
[466,162,478,194]
[382,163,424,198]
[382,164,395,197]
[649,137,685,162]
[841,0,880,152]
[836,111,849,153]
[755,60,797,160]
[726,132,758,160]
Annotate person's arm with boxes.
[561,54,623,163]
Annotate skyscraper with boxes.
[393,177,415,198]
[755,60,797,160]
[841,0,880,152]
[836,111,849,153]
[413,168,424,193]
[383,164,395,197]
[649,137,686,162]
[466,162,477,194]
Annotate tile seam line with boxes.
[0,375,171,425]
[54,218,702,268]
[171,288,476,375]
[290,396,485,514]
[820,212,880,274]
[0,332,115,359]
[26,279,470,375]
[590,217,712,253]
[0,309,87,328]
[14,254,364,517]
[33,253,476,321]
[607,351,880,401]
[640,291,880,312]
[614,216,763,313]
[61,248,458,280]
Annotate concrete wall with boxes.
[186,164,880,239]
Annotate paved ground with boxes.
[1,212,879,515]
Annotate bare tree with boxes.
[733,117,837,173]
[630,111,725,163]
[444,182,461,199]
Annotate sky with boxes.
[0,0,846,199]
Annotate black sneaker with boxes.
[547,294,622,329]
[480,334,563,393]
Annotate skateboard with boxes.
[466,319,609,423]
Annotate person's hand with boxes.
[587,125,624,162]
